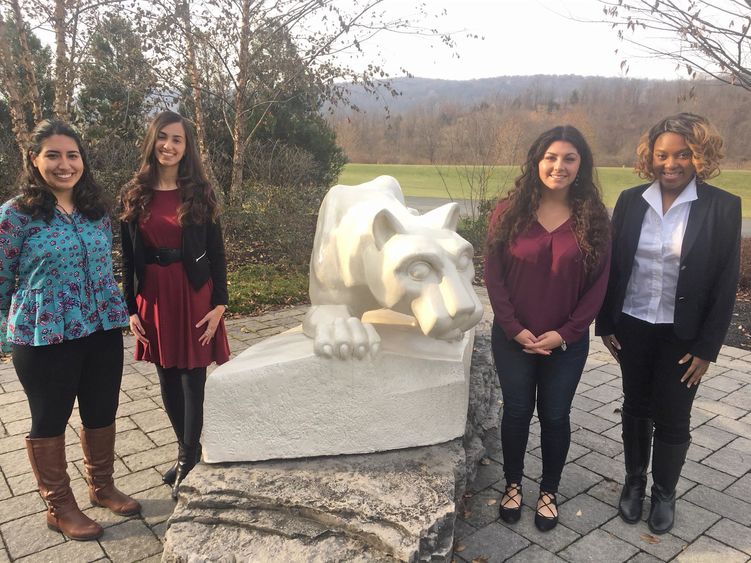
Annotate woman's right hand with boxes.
[601,334,621,362]
[514,329,548,354]
[129,314,149,345]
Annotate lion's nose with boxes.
[439,271,479,318]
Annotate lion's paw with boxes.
[313,317,381,360]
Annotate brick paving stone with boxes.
[683,485,751,526]
[123,384,163,402]
[0,391,25,407]
[571,427,623,457]
[113,468,164,497]
[571,394,604,413]
[691,423,736,450]
[702,439,751,478]
[603,517,688,560]
[674,536,748,563]
[453,518,477,541]
[575,451,624,480]
[0,448,33,479]
[0,513,62,559]
[137,485,175,527]
[0,547,8,563]
[115,398,159,418]
[150,518,168,544]
[702,374,745,393]
[688,408,716,430]
[499,513,580,553]
[130,409,171,434]
[469,458,504,492]
[112,428,156,457]
[693,398,747,420]
[462,487,503,529]
[724,473,751,504]
[581,385,623,405]
[559,528,639,562]
[583,480,621,509]
[680,459,736,491]
[1,380,22,393]
[724,386,751,410]
[695,385,729,401]
[668,499,721,543]
[707,415,751,437]
[7,472,36,496]
[147,427,176,447]
[0,402,30,425]
[121,443,174,473]
[99,519,163,563]
[580,369,618,388]
[530,441,590,465]
[706,518,751,556]
[14,540,105,563]
[456,521,529,563]
[506,544,566,562]
[0,478,10,501]
[557,463,603,500]
[570,409,616,434]
[685,443,712,463]
[722,369,751,383]
[558,494,617,535]
[626,554,663,563]
[590,401,624,424]
[719,346,750,359]
[119,373,152,392]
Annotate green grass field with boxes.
[338,163,751,217]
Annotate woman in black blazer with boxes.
[596,113,741,534]
[120,111,230,498]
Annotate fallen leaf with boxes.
[576,509,582,517]
[472,557,489,563]
[463,509,472,519]
[480,458,491,465]
[641,533,661,544]
[487,498,497,506]
[454,544,466,553]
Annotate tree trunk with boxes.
[228,0,252,202]
[53,0,70,119]
[9,0,41,122]
[0,16,31,158]
[177,0,219,194]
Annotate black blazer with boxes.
[595,182,741,362]
[120,218,228,315]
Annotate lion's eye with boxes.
[457,253,472,271]
[408,260,433,281]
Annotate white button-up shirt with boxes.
[622,178,698,324]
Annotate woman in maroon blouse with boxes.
[484,125,610,531]
[120,111,230,499]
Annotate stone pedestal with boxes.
[202,323,474,463]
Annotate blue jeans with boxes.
[491,323,588,492]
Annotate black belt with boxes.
[144,247,182,266]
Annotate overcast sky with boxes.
[345,0,686,80]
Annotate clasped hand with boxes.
[514,329,563,355]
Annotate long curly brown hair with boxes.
[488,125,610,278]
[120,111,219,225]
[18,120,109,222]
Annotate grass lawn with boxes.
[339,163,751,217]
[227,264,309,315]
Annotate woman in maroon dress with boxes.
[120,111,229,498]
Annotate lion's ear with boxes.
[372,208,404,250]
[422,202,460,231]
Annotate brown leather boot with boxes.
[25,435,103,541]
[80,424,141,516]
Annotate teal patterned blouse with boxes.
[0,199,129,352]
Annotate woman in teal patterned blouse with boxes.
[0,120,140,541]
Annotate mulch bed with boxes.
[726,293,751,351]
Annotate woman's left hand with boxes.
[196,305,226,346]
[523,331,564,355]
[678,353,710,387]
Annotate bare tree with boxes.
[597,0,751,92]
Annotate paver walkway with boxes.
[1,288,749,562]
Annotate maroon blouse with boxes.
[484,201,611,344]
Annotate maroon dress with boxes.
[135,189,230,369]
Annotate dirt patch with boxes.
[726,294,751,351]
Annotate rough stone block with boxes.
[203,325,473,462]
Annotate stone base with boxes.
[202,324,473,462]
[162,441,465,563]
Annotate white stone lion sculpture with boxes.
[302,175,483,359]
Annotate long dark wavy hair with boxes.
[488,125,610,278]
[18,120,108,222]
[120,111,219,225]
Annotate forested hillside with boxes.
[330,76,751,167]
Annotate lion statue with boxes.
[302,175,483,359]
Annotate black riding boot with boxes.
[648,438,690,534]
[619,413,653,524]
[171,442,200,500]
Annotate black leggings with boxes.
[615,314,698,444]
[156,366,207,449]
[13,329,124,438]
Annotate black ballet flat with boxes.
[535,491,558,532]
[499,483,523,524]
